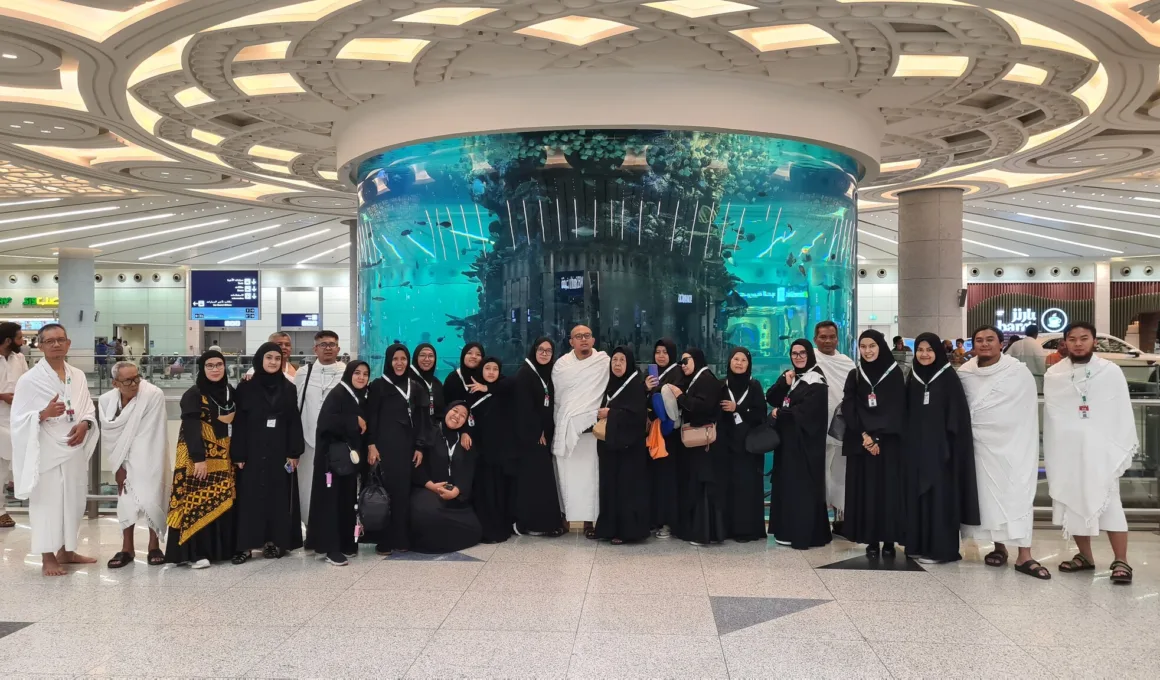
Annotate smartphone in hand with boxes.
[648,364,659,379]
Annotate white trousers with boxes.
[29,455,87,553]
[554,434,599,522]
[299,444,314,526]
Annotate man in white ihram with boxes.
[811,320,855,536]
[99,361,169,569]
[552,325,609,536]
[0,322,29,529]
[958,325,1051,580]
[10,324,99,576]
[1044,321,1137,584]
[294,330,346,525]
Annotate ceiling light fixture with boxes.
[857,228,898,244]
[273,228,332,247]
[963,218,1123,253]
[1076,204,1160,219]
[644,1,756,18]
[394,8,498,25]
[731,23,838,52]
[218,247,269,264]
[296,242,350,266]
[891,54,970,78]
[0,213,174,245]
[88,218,230,247]
[516,16,637,46]
[139,224,281,260]
[335,38,429,62]
[961,238,1029,257]
[0,205,118,227]
[1016,212,1160,240]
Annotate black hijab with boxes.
[252,342,285,393]
[383,343,411,387]
[525,336,555,384]
[441,400,469,446]
[857,330,896,384]
[725,346,752,397]
[911,332,950,383]
[410,343,437,385]
[342,360,370,405]
[605,346,637,397]
[459,342,485,382]
[196,350,233,409]
[791,339,824,378]
[679,347,708,386]
[652,337,681,393]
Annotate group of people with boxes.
[0,317,1138,584]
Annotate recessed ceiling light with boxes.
[22,120,33,124]
[218,247,269,264]
[1,53,17,59]
[139,224,282,260]
[731,23,838,52]
[8,125,18,128]
[296,242,350,265]
[1015,212,1160,240]
[1078,204,1160,219]
[89,218,230,247]
[516,16,636,46]
[857,228,898,245]
[0,197,61,208]
[0,213,174,245]
[273,228,332,248]
[963,217,1123,253]
[962,238,1029,257]
[53,126,64,130]
[0,205,118,227]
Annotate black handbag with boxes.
[827,410,846,441]
[358,466,391,532]
[744,417,780,455]
[327,440,360,477]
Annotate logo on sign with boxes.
[1040,308,1068,333]
[995,306,1069,334]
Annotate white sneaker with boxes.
[917,557,943,565]
[512,522,524,537]
[655,526,671,539]
[689,540,707,547]
[774,538,791,546]
[190,558,211,569]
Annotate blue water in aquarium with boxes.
[355,129,859,389]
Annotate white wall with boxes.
[322,286,351,346]
[856,265,899,340]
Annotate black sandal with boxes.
[545,527,567,538]
[262,544,279,559]
[232,552,251,565]
[107,551,133,569]
[147,549,165,566]
[1014,559,1051,580]
[984,549,1008,567]
[1110,560,1133,585]
[1058,553,1095,573]
[584,526,597,540]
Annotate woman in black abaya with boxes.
[841,330,906,557]
[645,338,682,538]
[410,343,445,429]
[366,343,427,555]
[903,333,979,564]
[671,348,726,545]
[512,337,566,536]
[720,347,767,543]
[594,346,651,544]
[305,361,370,566]
[766,340,832,549]
[410,402,482,553]
[443,342,484,406]
[232,342,304,562]
[468,356,516,543]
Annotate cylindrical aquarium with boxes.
[355,129,859,387]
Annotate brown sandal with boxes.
[984,549,1008,567]
[1110,560,1133,585]
[0,513,15,529]
[1058,553,1095,573]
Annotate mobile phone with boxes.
[284,461,294,473]
[443,482,455,491]
[648,364,659,378]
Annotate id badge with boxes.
[468,414,475,427]
[733,413,742,425]
[544,395,550,408]
[266,418,277,428]
[782,397,791,409]
[868,393,878,408]
[923,392,930,406]
[429,402,435,417]
[325,471,333,488]
[1079,404,1090,419]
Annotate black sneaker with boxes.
[325,552,349,566]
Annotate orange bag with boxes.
[647,418,669,460]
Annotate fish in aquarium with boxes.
[822,284,842,292]
[757,191,767,197]
[798,264,807,277]
[722,250,733,259]
[437,336,446,343]
[400,229,413,236]
[440,221,452,227]
[416,221,426,225]
[786,252,796,266]
[372,296,386,302]
[801,250,812,263]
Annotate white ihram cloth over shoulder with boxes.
[99,380,170,534]
[551,349,609,522]
[10,359,98,553]
[957,354,1039,548]
[813,351,855,510]
[1043,356,1136,537]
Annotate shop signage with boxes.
[0,297,11,307]
[995,306,1068,334]
[23,296,59,307]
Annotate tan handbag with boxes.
[680,423,717,449]
[593,419,607,441]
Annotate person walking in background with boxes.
[305,361,370,566]
[552,326,609,539]
[903,333,979,564]
[95,339,109,379]
[811,321,855,537]
[1046,340,1068,368]
[511,337,565,537]
[1045,322,1137,584]
[165,351,237,568]
[766,340,831,549]
[232,343,304,563]
[294,330,345,527]
[593,346,651,545]
[958,326,1050,580]
[0,322,28,529]
[720,346,767,543]
[841,330,906,558]
[1007,324,1047,391]
[644,337,682,539]
[670,348,726,546]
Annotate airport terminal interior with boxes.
[1,0,1160,677]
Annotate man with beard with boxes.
[811,321,855,536]
[0,322,28,529]
[1045,322,1136,584]
[552,325,609,537]
[958,326,1050,579]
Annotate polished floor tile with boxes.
[349,559,483,592]
[85,624,296,677]
[1023,644,1160,678]
[839,600,1013,644]
[441,590,585,632]
[407,629,574,679]
[704,563,833,598]
[720,636,891,679]
[815,569,960,603]
[585,559,707,595]
[578,593,717,635]
[718,600,864,641]
[254,627,433,679]
[568,632,728,680]
[710,596,829,635]
[870,641,1054,679]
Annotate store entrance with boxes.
[113,324,148,358]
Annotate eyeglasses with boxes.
[203,362,225,370]
[679,357,691,366]
[115,376,142,386]
[535,347,553,355]
[790,351,808,358]
[39,338,68,346]
[315,342,338,350]
[571,333,593,340]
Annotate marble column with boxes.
[897,188,965,340]
[57,248,96,372]
[1094,260,1111,334]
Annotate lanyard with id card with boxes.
[1072,365,1092,419]
[858,362,896,408]
[525,358,551,408]
[729,385,749,424]
[911,363,951,406]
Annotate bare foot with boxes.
[56,549,97,565]
[41,553,67,576]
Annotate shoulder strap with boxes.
[298,360,314,414]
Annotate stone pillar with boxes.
[344,218,359,359]
[897,188,965,340]
[58,248,96,372]
[1094,260,1111,334]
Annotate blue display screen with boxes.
[281,313,319,328]
[203,320,243,328]
[190,270,259,321]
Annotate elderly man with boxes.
[810,320,855,536]
[246,332,297,380]
[10,324,99,576]
[100,361,169,569]
[294,330,345,525]
[0,322,29,529]
[551,325,609,536]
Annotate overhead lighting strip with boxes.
[0,197,62,208]
[219,247,269,264]
[963,217,1123,254]
[1015,212,1160,240]
[0,205,118,226]
[273,228,331,247]
[0,213,174,245]
[857,228,898,244]
[296,242,350,265]
[962,238,1029,257]
[89,218,230,247]
[139,224,281,260]
[1078,203,1160,219]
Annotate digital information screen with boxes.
[190,270,260,321]
[203,320,243,328]
[281,313,319,328]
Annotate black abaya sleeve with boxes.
[679,373,721,426]
[778,381,829,440]
[179,388,207,463]
[443,370,469,405]
[840,371,865,457]
[513,367,545,446]
[453,448,476,503]
[412,444,434,488]
[231,385,251,465]
[285,383,305,459]
[605,377,647,451]
[317,391,362,449]
[945,375,981,526]
[408,379,429,453]
[766,376,790,409]
[365,379,385,446]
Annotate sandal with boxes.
[611,538,624,545]
[147,549,165,566]
[0,513,15,528]
[984,549,1008,567]
[232,552,251,565]
[107,551,133,569]
[1058,553,1095,573]
[584,526,597,540]
[1014,559,1051,580]
[1110,560,1133,585]
[262,544,279,559]
[545,527,567,538]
